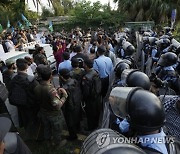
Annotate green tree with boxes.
[41,7,54,19]
[0,0,39,28]
[51,0,64,16]
[70,0,125,29]
[114,0,180,24]
[62,0,74,15]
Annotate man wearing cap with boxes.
[0,117,32,154]
[2,60,16,91]
[34,65,68,147]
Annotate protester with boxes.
[8,58,39,139]
[33,47,48,66]
[59,68,82,140]
[2,60,16,91]
[82,59,102,131]
[34,65,68,147]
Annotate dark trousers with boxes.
[101,76,109,98]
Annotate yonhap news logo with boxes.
[96,132,110,148]
[96,132,175,148]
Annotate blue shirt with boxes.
[58,60,72,73]
[116,118,130,133]
[138,129,168,154]
[93,55,113,78]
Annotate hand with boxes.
[50,88,58,97]
[57,88,68,97]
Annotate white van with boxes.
[0,51,32,83]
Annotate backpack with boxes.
[2,41,8,53]
[82,70,101,99]
[9,75,34,107]
[63,79,82,111]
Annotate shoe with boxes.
[66,135,78,141]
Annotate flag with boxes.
[171,9,177,22]
[17,21,24,29]
[0,24,3,33]
[21,14,28,22]
[21,14,32,27]
[26,21,32,27]
[48,21,53,32]
[171,9,177,28]
[11,27,14,33]
[7,20,11,28]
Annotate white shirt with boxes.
[5,40,15,52]
[27,66,34,76]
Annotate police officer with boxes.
[93,45,113,98]
[113,61,131,87]
[109,88,180,154]
[155,52,177,80]
[108,70,151,134]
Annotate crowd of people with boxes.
[0,25,180,154]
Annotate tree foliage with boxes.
[114,0,180,24]
[0,0,38,28]
[41,7,54,20]
[70,1,126,29]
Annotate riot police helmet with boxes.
[126,70,151,90]
[155,38,170,47]
[114,62,130,78]
[122,41,135,56]
[117,37,126,46]
[149,37,158,46]
[158,52,177,67]
[126,89,165,133]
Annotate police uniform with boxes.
[93,55,113,98]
